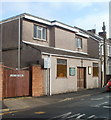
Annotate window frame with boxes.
[76,37,82,49]
[33,24,47,41]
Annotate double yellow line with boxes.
[0,109,18,115]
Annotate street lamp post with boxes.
[102,22,107,85]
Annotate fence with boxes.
[1,65,30,98]
[0,64,44,99]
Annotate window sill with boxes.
[33,37,47,42]
[56,77,68,79]
[77,47,82,49]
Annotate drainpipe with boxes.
[0,23,2,64]
[18,17,21,70]
[49,54,52,96]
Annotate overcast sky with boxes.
[0,0,110,37]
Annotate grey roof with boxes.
[23,42,99,60]
[0,13,51,23]
[0,13,24,23]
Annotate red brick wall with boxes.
[32,65,44,97]
[0,65,3,100]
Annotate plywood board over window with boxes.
[93,63,98,77]
[57,59,67,78]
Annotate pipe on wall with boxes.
[18,17,21,70]
[49,55,52,96]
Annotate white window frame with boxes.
[34,25,46,41]
[76,38,82,49]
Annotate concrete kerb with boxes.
[3,88,104,112]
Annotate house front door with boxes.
[77,67,86,90]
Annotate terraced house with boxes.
[0,13,102,98]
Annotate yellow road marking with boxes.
[0,111,18,115]
[0,109,10,112]
[34,112,46,114]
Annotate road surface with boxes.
[2,91,111,120]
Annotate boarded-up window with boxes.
[93,63,98,77]
[57,59,67,77]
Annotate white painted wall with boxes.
[49,56,100,95]
[51,56,78,94]
[83,60,100,89]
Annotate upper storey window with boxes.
[76,37,82,49]
[33,24,46,41]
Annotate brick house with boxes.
[0,13,102,96]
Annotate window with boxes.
[109,46,111,57]
[57,59,67,77]
[108,60,111,74]
[34,25,37,38]
[93,63,98,77]
[76,38,82,49]
[33,25,46,40]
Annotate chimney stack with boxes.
[87,29,96,34]
[98,32,104,38]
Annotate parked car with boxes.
[106,79,111,91]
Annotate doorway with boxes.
[77,67,86,90]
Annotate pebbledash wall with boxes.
[0,13,101,97]
[42,55,100,95]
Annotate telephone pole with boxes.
[102,22,106,85]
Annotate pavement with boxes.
[1,88,105,112]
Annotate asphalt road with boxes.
[2,91,111,120]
